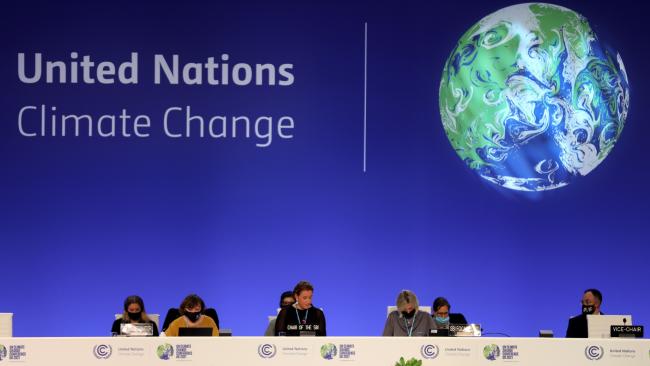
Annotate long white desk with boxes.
[0,336,647,365]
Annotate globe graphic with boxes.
[439,3,630,191]
[320,343,337,359]
[483,344,500,360]
[156,344,174,360]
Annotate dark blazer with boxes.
[566,312,604,338]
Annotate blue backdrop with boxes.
[1,0,648,337]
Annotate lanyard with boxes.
[295,308,309,325]
[404,311,417,337]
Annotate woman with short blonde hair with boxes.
[396,290,419,312]
[383,290,436,336]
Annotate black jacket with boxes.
[566,312,604,338]
[275,305,326,336]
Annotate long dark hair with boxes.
[279,291,294,307]
[433,297,451,312]
[122,295,151,322]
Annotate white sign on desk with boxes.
[588,315,633,338]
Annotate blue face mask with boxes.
[435,316,449,324]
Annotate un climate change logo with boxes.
[585,345,604,360]
[483,344,500,361]
[320,343,337,360]
[0,345,7,361]
[421,344,439,359]
[93,344,112,359]
[157,344,174,360]
[258,344,276,359]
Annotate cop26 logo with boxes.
[257,344,276,359]
[483,344,500,361]
[157,344,174,360]
[585,345,604,361]
[320,343,337,360]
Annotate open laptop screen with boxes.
[587,315,632,338]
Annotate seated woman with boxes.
[264,291,295,336]
[383,290,436,336]
[275,281,326,336]
[111,295,159,336]
[432,296,467,328]
[163,294,219,336]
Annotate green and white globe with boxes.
[439,3,629,191]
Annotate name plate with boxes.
[610,325,644,338]
[120,323,153,336]
[287,324,320,331]
[431,324,481,337]
[444,324,481,337]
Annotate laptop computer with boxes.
[178,327,213,337]
[587,315,632,338]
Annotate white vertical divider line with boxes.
[363,22,368,173]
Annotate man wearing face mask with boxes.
[164,294,219,336]
[566,288,603,338]
[111,295,159,336]
[432,297,468,329]
[383,290,437,336]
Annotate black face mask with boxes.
[128,311,142,321]
[401,310,416,319]
[582,305,595,315]
[185,311,201,322]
